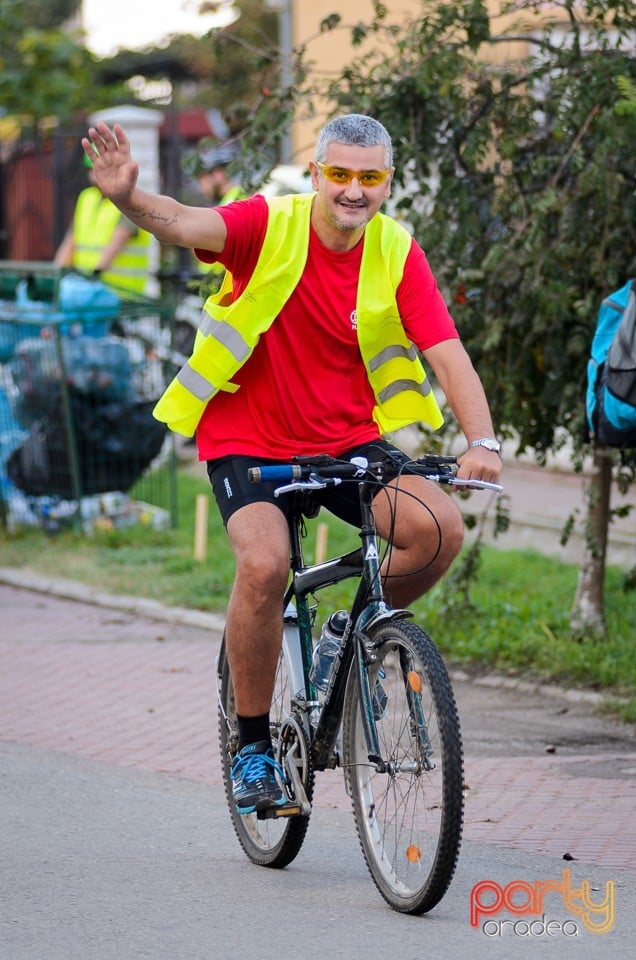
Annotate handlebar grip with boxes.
[248,465,305,483]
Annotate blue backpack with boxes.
[586,279,636,449]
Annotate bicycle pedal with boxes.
[256,802,304,820]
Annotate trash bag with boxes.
[0,272,120,363]
[7,389,167,498]
[18,273,120,335]
[11,335,134,428]
[56,273,121,332]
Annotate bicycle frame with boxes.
[282,475,411,772]
[218,452,496,906]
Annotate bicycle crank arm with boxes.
[282,741,312,815]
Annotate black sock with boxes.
[237,713,271,751]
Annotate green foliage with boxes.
[21,0,81,29]
[615,75,636,115]
[320,14,342,34]
[211,0,314,178]
[171,0,279,126]
[434,491,510,614]
[1,0,279,139]
[415,547,636,694]
[101,0,280,140]
[240,0,636,460]
[0,0,102,129]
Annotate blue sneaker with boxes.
[231,740,287,815]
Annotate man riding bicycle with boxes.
[83,113,502,816]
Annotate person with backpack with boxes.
[586,279,636,449]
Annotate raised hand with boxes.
[81,121,139,205]
[80,119,227,250]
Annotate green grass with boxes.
[415,551,634,691]
[1,471,236,610]
[2,468,635,719]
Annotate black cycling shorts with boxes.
[207,439,412,529]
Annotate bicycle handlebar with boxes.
[248,465,306,483]
[247,462,361,484]
[248,455,503,493]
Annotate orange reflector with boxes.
[407,671,422,693]
[406,845,422,863]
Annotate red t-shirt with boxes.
[194,195,458,460]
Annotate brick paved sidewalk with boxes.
[1,583,635,872]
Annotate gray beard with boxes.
[329,207,370,232]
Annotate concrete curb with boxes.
[0,566,226,635]
[2,565,626,710]
[450,668,608,707]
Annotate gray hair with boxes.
[314,114,393,167]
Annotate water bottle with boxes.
[310,610,349,693]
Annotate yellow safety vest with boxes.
[73,187,151,294]
[153,193,444,437]
[220,185,246,204]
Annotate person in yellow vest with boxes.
[83,114,502,814]
[54,153,151,294]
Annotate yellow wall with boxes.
[290,1,553,162]
[292,1,423,162]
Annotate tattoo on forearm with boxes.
[127,204,177,227]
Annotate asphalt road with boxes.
[1,579,635,959]
[2,740,635,960]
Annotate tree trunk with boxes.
[570,444,613,638]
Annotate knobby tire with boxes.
[343,619,464,914]
[217,639,314,868]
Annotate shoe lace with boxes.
[236,750,285,785]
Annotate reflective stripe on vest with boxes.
[73,187,151,294]
[153,193,443,436]
[154,194,311,435]
[355,212,442,434]
[198,313,251,362]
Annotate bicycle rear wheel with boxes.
[343,619,463,913]
[217,638,314,868]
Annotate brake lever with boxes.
[443,477,504,493]
[274,477,342,497]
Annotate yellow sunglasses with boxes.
[316,162,390,188]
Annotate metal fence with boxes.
[0,261,178,533]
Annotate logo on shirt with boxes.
[350,309,358,329]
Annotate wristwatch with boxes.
[469,437,501,454]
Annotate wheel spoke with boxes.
[343,621,463,913]
[217,638,314,868]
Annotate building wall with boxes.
[290,1,553,162]
[292,0,423,162]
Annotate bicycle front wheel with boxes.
[343,619,464,914]
[217,638,314,869]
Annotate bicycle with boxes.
[217,451,503,914]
